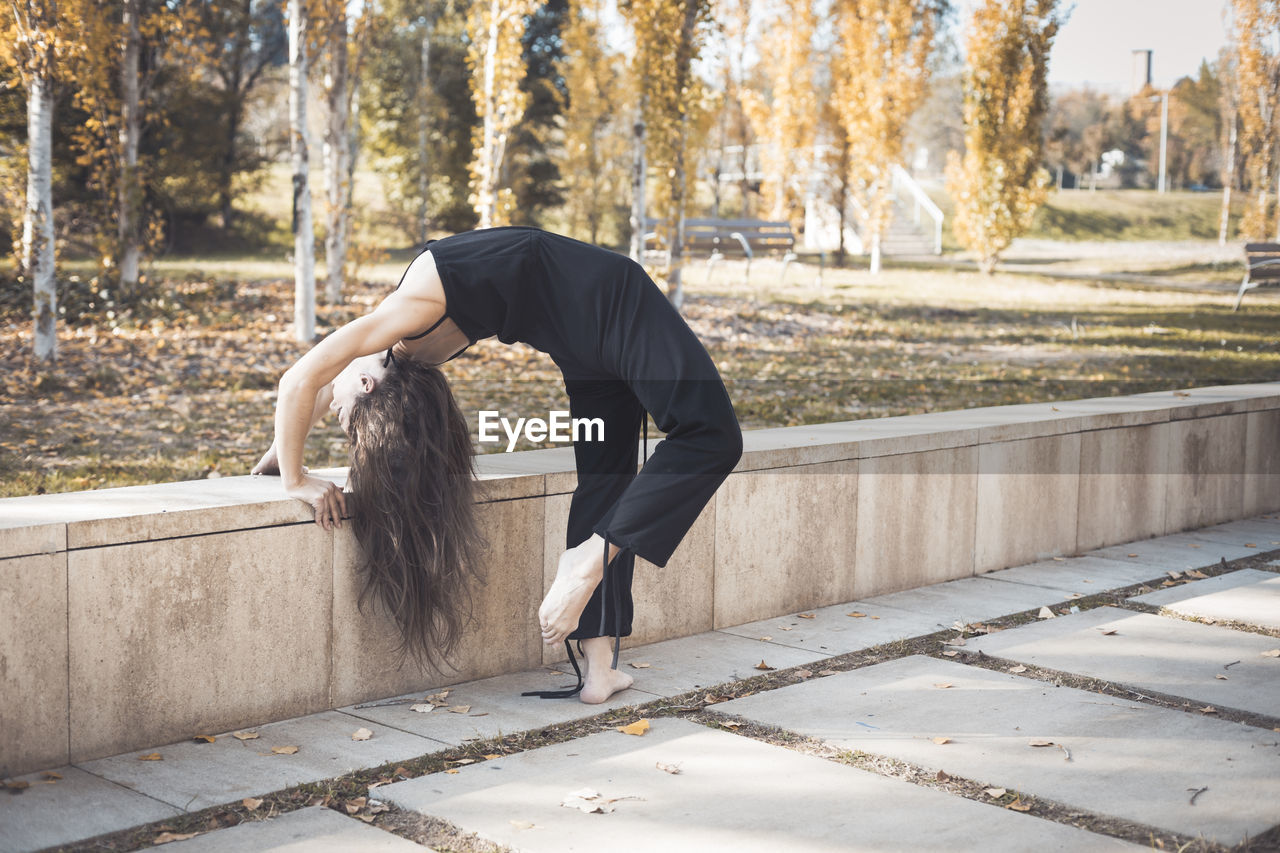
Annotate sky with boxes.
[953,0,1230,93]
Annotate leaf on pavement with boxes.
[985,788,1006,798]
[410,704,434,713]
[1029,740,1055,747]
[934,683,954,689]
[232,731,259,741]
[848,611,867,618]
[271,745,299,755]
[797,613,816,619]
[191,735,215,744]
[1261,649,1280,658]
[617,719,650,736]
[1037,607,1055,619]
[1006,799,1031,812]
[351,728,374,741]
[629,662,651,668]
[138,753,162,761]
[754,660,775,671]
[447,705,472,714]
[153,832,199,844]
[656,762,682,775]
[242,798,262,810]
[931,737,951,745]
[1008,665,1028,673]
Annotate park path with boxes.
[4,518,1279,852]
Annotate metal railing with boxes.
[890,165,943,255]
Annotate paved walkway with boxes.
[4,518,1279,852]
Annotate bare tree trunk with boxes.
[323,5,349,304]
[417,20,432,243]
[119,0,141,297]
[475,0,502,228]
[669,117,688,310]
[628,104,646,262]
[26,70,56,363]
[289,0,315,342]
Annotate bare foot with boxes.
[539,537,605,646]
[578,636,634,704]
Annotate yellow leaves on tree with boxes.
[945,0,1061,274]
[831,0,940,274]
[1230,0,1280,240]
[466,0,537,228]
[559,0,631,244]
[743,0,818,232]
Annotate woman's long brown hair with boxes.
[346,358,483,670]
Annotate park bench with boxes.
[645,217,801,284]
[1234,242,1280,311]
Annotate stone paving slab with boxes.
[343,667,655,748]
[1092,534,1264,571]
[1186,517,1280,548]
[608,630,822,696]
[377,717,1141,852]
[962,607,1280,717]
[860,576,1072,626]
[1130,569,1280,631]
[978,556,1168,597]
[163,806,430,852]
[0,765,181,853]
[717,599,945,656]
[712,656,1280,846]
[78,711,441,812]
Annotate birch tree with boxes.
[288,0,315,341]
[118,0,141,295]
[1,0,67,362]
[831,0,940,274]
[466,0,536,228]
[621,0,712,307]
[945,0,1061,273]
[1230,0,1280,240]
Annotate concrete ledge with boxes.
[2,382,1278,774]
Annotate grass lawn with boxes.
[2,247,1278,499]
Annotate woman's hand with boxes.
[286,474,348,531]
[251,443,280,476]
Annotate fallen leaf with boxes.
[935,769,950,781]
[778,626,794,631]
[718,720,744,729]
[754,660,775,671]
[447,705,472,714]
[798,613,816,619]
[1167,571,1183,579]
[1008,665,1028,674]
[351,727,373,741]
[795,669,814,678]
[410,704,434,713]
[3,780,30,792]
[153,832,199,844]
[1199,706,1218,714]
[1029,740,1055,747]
[704,693,727,704]
[138,753,163,761]
[345,797,367,814]
[948,636,967,646]
[869,615,880,620]
[934,682,954,689]
[1187,570,1208,579]
[445,769,459,774]
[1037,607,1055,619]
[192,735,215,744]
[629,662,651,669]
[484,754,501,760]
[758,636,773,641]
[818,670,837,676]
[941,650,959,658]
[848,611,867,618]
[1262,649,1280,658]
[1006,799,1031,812]
[242,797,262,810]
[561,789,616,814]
[510,820,539,830]
[1127,553,1138,558]
[1245,543,1257,548]
[985,787,1007,798]
[656,762,682,775]
[426,690,451,705]
[41,772,61,782]
[931,737,951,745]
[358,814,376,823]
[617,719,651,736]
[271,745,299,755]
[1216,674,1228,680]
[453,758,477,765]
[232,731,259,741]
[393,766,410,777]
[1098,628,1118,636]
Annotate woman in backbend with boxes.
[254,226,742,704]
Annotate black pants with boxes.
[562,277,742,641]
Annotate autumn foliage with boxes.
[1230,0,1280,240]
[946,0,1061,274]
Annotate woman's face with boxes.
[330,353,388,434]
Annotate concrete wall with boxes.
[3,383,1278,775]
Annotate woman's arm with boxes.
[251,383,333,475]
[275,287,444,528]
